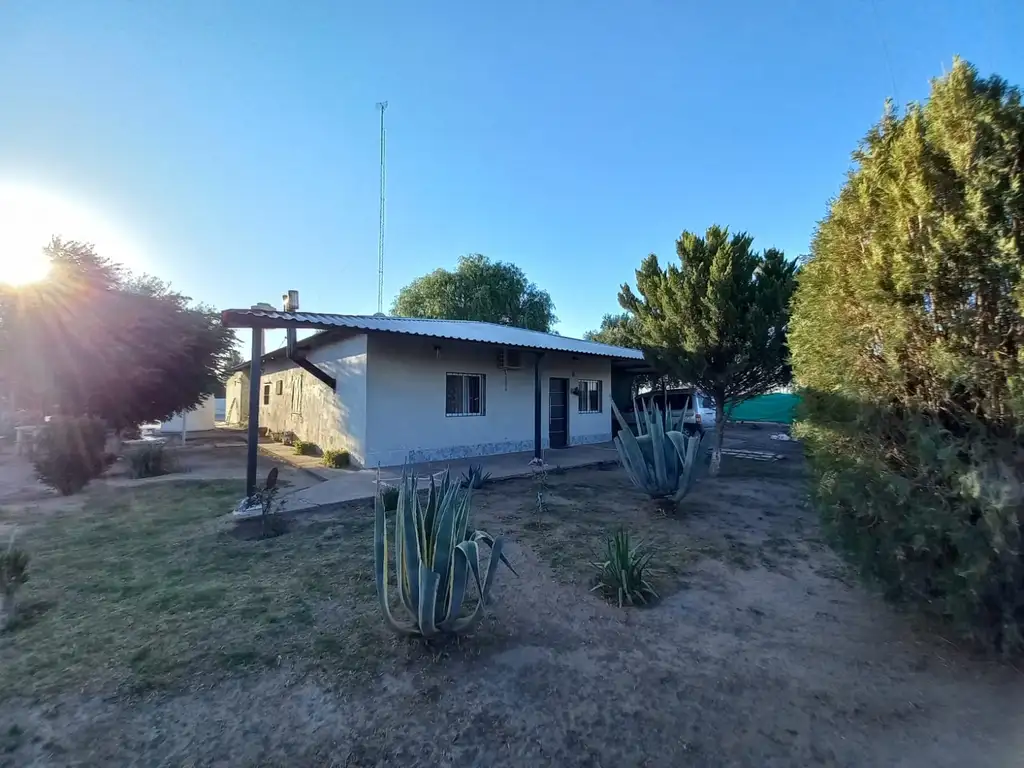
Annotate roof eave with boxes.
[220,309,645,361]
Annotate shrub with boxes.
[374,464,516,637]
[124,443,176,479]
[460,463,491,489]
[322,449,349,468]
[790,59,1024,652]
[31,416,107,495]
[592,529,657,607]
[0,534,30,631]
[379,485,400,512]
[293,440,317,456]
[611,400,701,503]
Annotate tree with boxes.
[1,238,236,430]
[584,312,679,397]
[392,254,556,332]
[619,226,796,475]
[584,312,639,348]
[790,60,1024,651]
[221,346,245,375]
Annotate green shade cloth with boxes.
[727,393,800,424]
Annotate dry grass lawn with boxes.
[1,429,1021,766]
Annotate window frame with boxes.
[577,379,603,414]
[262,384,271,405]
[275,380,284,396]
[445,372,486,417]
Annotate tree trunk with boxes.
[709,394,726,477]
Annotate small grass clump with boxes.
[592,529,658,608]
[379,485,400,512]
[124,443,176,479]
[293,440,318,457]
[0,535,30,631]
[461,463,492,489]
[322,449,350,468]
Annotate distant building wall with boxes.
[257,334,368,464]
[225,371,249,425]
[160,396,217,433]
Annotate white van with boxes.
[620,389,717,436]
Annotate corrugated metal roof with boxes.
[222,310,645,360]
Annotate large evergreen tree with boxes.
[392,254,556,332]
[1,238,236,429]
[790,60,1024,650]
[619,226,796,474]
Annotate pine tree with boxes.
[619,226,796,474]
[790,59,1024,651]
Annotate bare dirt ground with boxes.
[1,427,1022,767]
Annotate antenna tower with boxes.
[376,100,388,313]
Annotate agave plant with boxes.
[612,399,701,502]
[592,529,657,607]
[374,464,516,637]
[460,463,492,490]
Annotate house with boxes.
[222,311,647,469]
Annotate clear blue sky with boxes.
[2,1,1022,347]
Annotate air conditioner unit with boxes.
[497,348,523,370]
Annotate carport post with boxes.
[534,352,544,460]
[245,329,263,497]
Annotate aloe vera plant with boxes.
[374,464,516,637]
[611,399,701,501]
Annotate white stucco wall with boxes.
[363,333,613,467]
[257,334,368,465]
[160,395,217,433]
[224,371,249,426]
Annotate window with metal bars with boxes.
[577,379,602,413]
[445,373,485,416]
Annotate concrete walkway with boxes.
[276,443,620,514]
[257,441,340,479]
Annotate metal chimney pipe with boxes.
[283,290,299,356]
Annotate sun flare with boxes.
[0,181,144,287]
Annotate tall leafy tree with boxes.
[619,226,796,474]
[583,312,639,348]
[790,60,1024,650]
[1,238,236,430]
[392,254,556,332]
[584,312,679,396]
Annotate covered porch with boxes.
[268,440,620,514]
